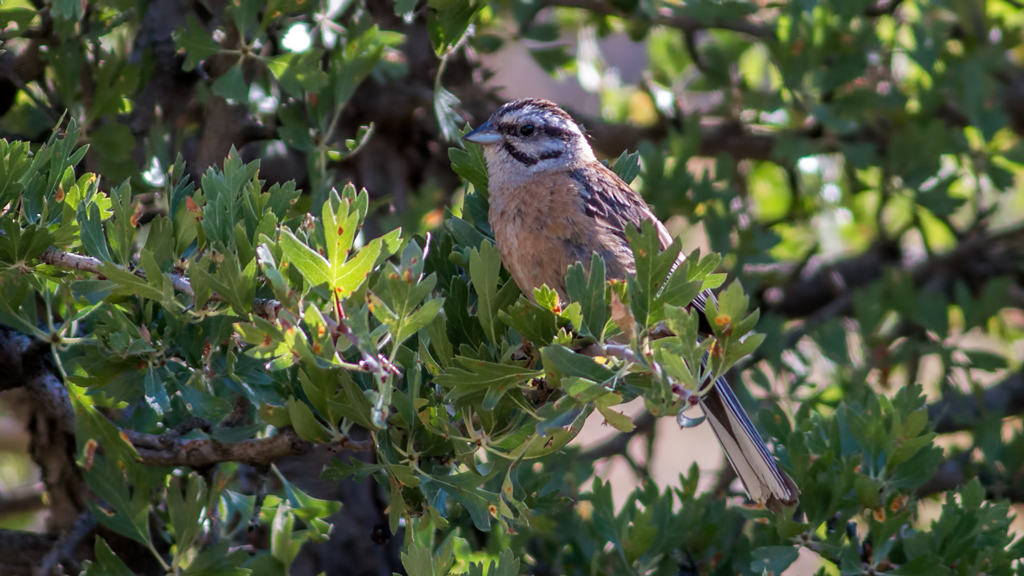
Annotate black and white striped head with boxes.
[463,99,595,181]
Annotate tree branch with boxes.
[39,247,282,320]
[0,326,74,432]
[122,427,373,469]
[0,530,57,576]
[38,246,396,376]
[761,224,1024,322]
[928,369,1024,434]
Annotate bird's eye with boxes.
[520,125,534,136]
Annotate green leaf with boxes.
[565,253,608,339]
[211,64,249,102]
[287,397,332,442]
[435,356,542,408]
[962,349,1007,372]
[143,365,171,415]
[401,543,435,576]
[596,402,634,432]
[167,474,208,559]
[426,0,481,56]
[279,228,330,288]
[328,371,376,430]
[51,0,84,21]
[468,240,508,346]
[268,49,328,98]
[625,220,681,329]
[399,298,444,345]
[0,8,38,33]
[435,85,464,143]
[0,139,31,209]
[321,456,386,483]
[105,179,135,265]
[610,149,641,184]
[69,383,140,467]
[79,202,112,262]
[450,130,489,197]
[172,16,223,71]
[322,190,359,278]
[87,59,139,124]
[181,383,233,420]
[81,538,135,576]
[394,0,418,17]
[540,344,615,385]
[333,236,383,299]
[750,546,799,575]
[420,471,499,531]
[332,26,384,106]
[98,262,163,300]
[467,549,521,576]
[498,298,558,346]
[278,103,317,152]
[84,457,151,548]
[181,541,250,575]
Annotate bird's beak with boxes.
[462,120,502,145]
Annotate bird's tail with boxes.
[697,374,799,513]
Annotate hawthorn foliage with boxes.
[0,1,1023,576]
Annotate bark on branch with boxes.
[123,427,373,469]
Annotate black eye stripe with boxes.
[502,142,538,166]
[542,125,571,141]
[494,121,572,141]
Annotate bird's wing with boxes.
[567,162,799,511]
[567,162,713,329]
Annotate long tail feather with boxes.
[698,374,799,512]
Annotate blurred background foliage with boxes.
[1,0,1024,574]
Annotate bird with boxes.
[462,98,799,513]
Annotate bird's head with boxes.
[463,98,595,182]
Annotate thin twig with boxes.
[39,246,399,374]
[40,247,283,320]
[582,343,671,396]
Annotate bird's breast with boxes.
[487,175,592,300]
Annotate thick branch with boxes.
[0,326,73,431]
[928,370,1024,434]
[762,224,1024,322]
[123,427,372,469]
[0,530,57,576]
[917,451,1024,502]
